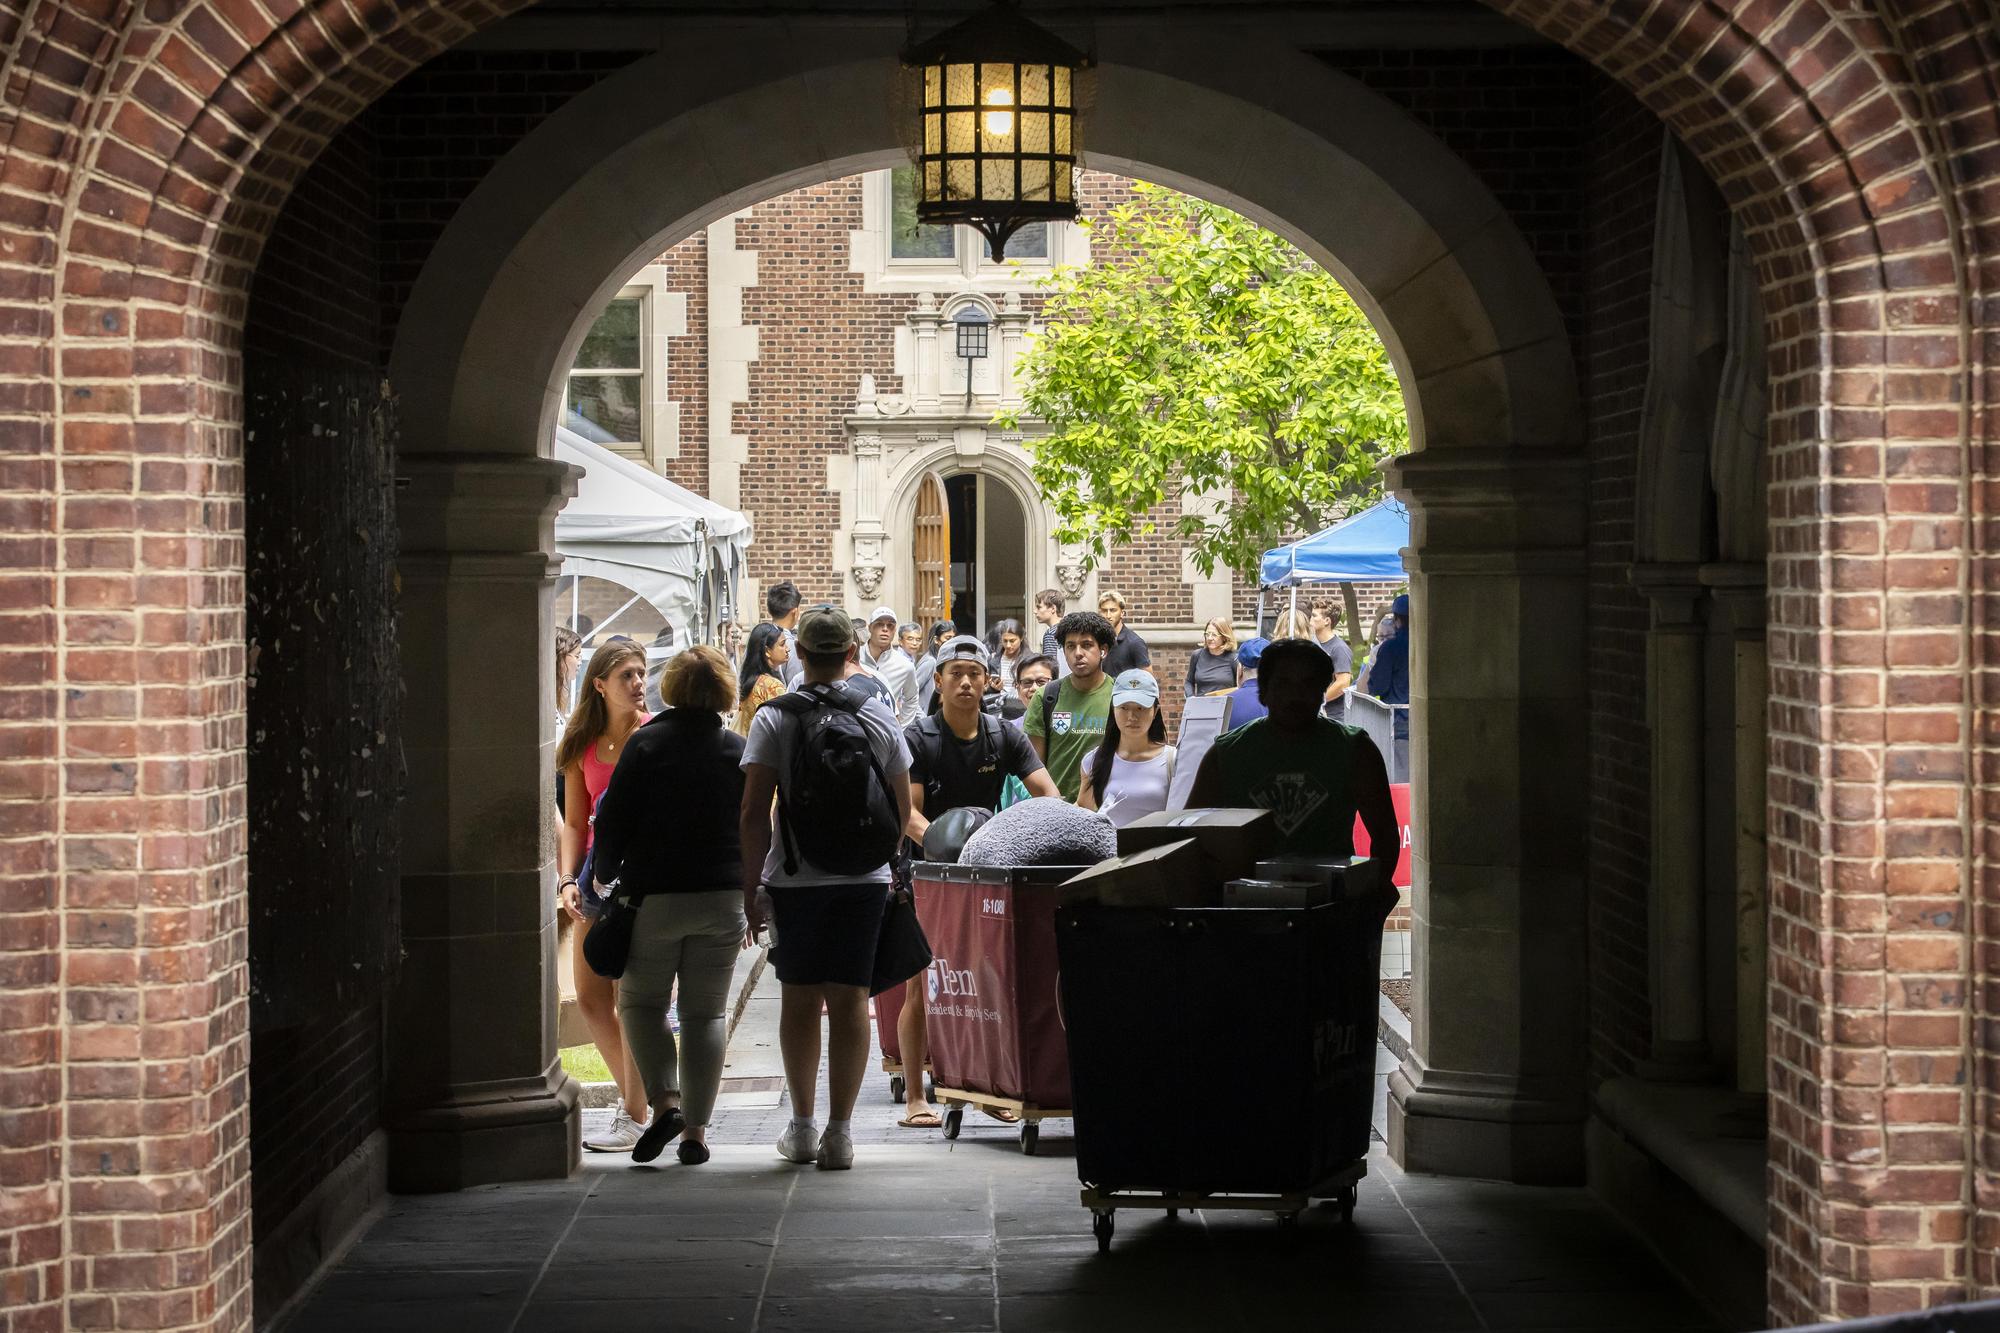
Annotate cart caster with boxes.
[1166,1208,1179,1220]
[1092,1211,1114,1253]
[942,1106,963,1140]
[1337,1186,1357,1224]
[926,1078,936,1103]
[1276,1211,1300,1230]
[890,1075,906,1104]
[1020,1123,1039,1155]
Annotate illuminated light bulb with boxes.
[983,87,1015,137]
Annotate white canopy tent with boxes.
[553,425,752,653]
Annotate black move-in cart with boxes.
[1055,888,1392,1250]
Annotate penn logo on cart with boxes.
[928,956,977,1002]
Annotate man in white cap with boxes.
[861,605,922,725]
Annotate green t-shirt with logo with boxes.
[1024,673,1114,802]
[1204,716,1364,858]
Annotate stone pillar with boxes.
[385,452,583,1191]
[1385,447,1590,1184]
[997,292,1031,409]
[850,432,888,604]
[909,293,944,413]
[1630,562,1715,1078]
[1702,563,1766,1095]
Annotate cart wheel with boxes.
[1019,1122,1039,1155]
[925,1077,937,1103]
[1338,1186,1357,1224]
[1093,1211,1114,1253]
[1277,1211,1300,1230]
[889,1075,905,1105]
[942,1106,963,1140]
[1166,1208,1179,1220]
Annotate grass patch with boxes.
[560,1045,612,1083]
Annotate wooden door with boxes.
[913,470,952,627]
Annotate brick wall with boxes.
[1575,77,1660,1080]
[367,50,646,367]
[1317,47,1587,341]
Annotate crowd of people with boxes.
[549,579,1409,1167]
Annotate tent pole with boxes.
[1256,586,1267,636]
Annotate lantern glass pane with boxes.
[1021,63,1051,109]
[946,158,976,200]
[946,111,975,155]
[890,166,954,258]
[1055,169,1073,203]
[924,160,941,197]
[1020,159,1051,202]
[924,64,941,109]
[924,113,941,155]
[982,158,1012,202]
[945,63,974,107]
[1053,65,1072,107]
[1021,112,1050,155]
[1054,113,1071,156]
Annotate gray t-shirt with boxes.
[1320,634,1354,720]
[742,686,912,887]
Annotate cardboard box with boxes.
[1222,877,1333,908]
[1117,808,1276,884]
[1061,838,1216,909]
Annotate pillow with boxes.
[960,796,1117,868]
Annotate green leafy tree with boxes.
[1004,183,1408,581]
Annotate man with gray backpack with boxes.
[740,604,913,1170]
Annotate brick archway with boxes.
[3,2,1997,1329]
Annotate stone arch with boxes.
[8,0,1998,1326]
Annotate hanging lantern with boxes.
[901,1,1091,262]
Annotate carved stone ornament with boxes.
[852,564,885,597]
[875,394,910,416]
[1055,563,1088,598]
[853,433,883,456]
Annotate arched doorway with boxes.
[390,32,1585,1196]
[937,469,1029,636]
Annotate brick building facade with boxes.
[556,166,1401,727]
[5,3,2000,1330]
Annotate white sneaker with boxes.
[776,1122,819,1164]
[816,1129,854,1171]
[585,1110,645,1153]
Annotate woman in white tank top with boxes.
[1077,668,1177,828]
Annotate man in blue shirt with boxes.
[1361,594,1410,780]
[1223,637,1270,731]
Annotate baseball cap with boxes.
[1236,636,1271,669]
[796,604,858,653]
[1391,594,1409,615]
[935,634,991,666]
[868,604,899,625]
[1110,669,1159,708]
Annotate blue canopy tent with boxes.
[1256,496,1409,636]
[1259,497,1410,587]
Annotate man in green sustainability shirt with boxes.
[1024,610,1117,801]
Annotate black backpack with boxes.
[764,681,901,876]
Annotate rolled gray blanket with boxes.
[960,796,1117,868]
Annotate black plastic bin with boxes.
[1055,893,1388,1225]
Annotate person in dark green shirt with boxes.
[1187,637,1398,875]
[1024,611,1117,802]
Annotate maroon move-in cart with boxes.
[909,861,1085,1153]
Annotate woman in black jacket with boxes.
[589,644,747,1166]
